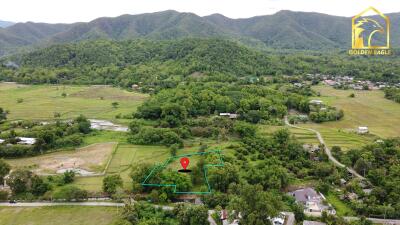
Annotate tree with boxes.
[130,163,153,193]
[233,121,257,137]
[31,175,50,196]
[228,184,282,225]
[62,170,75,184]
[7,169,33,194]
[103,174,123,195]
[74,115,91,134]
[208,163,239,192]
[174,203,209,225]
[112,102,119,108]
[0,108,7,122]
[0,159,11,184]
[53,186,88,201]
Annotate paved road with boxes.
[284,116,365,180]
[345,217,400,225]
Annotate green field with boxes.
[260,125,319,145]
[0,206,119,225]
[308,85,400,138]
[0,83,148,124]
[74,142,233,192]
[281,85,400,150]
[326,192,356,216]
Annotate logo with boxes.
[349,7,391,55]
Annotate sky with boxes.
[0,0,399,23]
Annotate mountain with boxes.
[0,10,399,56]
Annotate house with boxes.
[362,189,372,195]
[219,113,238,119]
[340,178,347,186]
[0,139,4,144]
[323,80,336,86]
[17,137,36,145]
[357,127,369,134]
[309,100,323,105]
[345,192,359,201]
[303,221,326,225]
[290,188,336,216]
[131,84,140,90]
[303,144,320,154]
[271,213,286,225]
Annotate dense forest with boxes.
[336,139,400,218]
[1,39,400,89]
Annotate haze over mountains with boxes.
[0,20,14,28]
[0,10,399,56]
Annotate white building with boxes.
[357,127,369,134]
[0,139,4,144]
[219,113,238,119]
[17,137,36,145]
[309,100,323,105]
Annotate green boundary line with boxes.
[141,150,224,194]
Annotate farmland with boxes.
[0,83,148,124]
[307,85,400,139]
[0,206,119,225]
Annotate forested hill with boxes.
[1,38,400,86]
[13,39,274,76]
[0,10,399,56]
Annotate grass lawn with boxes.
[281,85,400,151]
[260,125,320,145]
[0,83,148,124]
[325,192,356,216]
[0,206,120,225]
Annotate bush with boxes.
[53,186,88,201]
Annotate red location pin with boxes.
[180,157,190,170]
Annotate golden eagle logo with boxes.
[352,7,390,49]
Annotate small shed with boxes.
[357,127,369,134]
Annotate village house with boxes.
[17,137,36,145]
[219,113,238,119]
[357,126,369,134]
[303,144,320,154]
[290,188,336,217]
[309,100,323,105]
[0,139,4,144]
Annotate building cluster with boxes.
[318,75,394,90]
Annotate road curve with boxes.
[284,116,365,180]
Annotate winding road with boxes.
[284,116,365,180]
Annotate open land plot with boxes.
[260,125,320,145]
[0,83,148,124]
[143,151,224,194]
[308,85,400,138]
[0,206,119,225]
[74,142,234,192]
[73,144,170,192]
[6,143,117,174]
